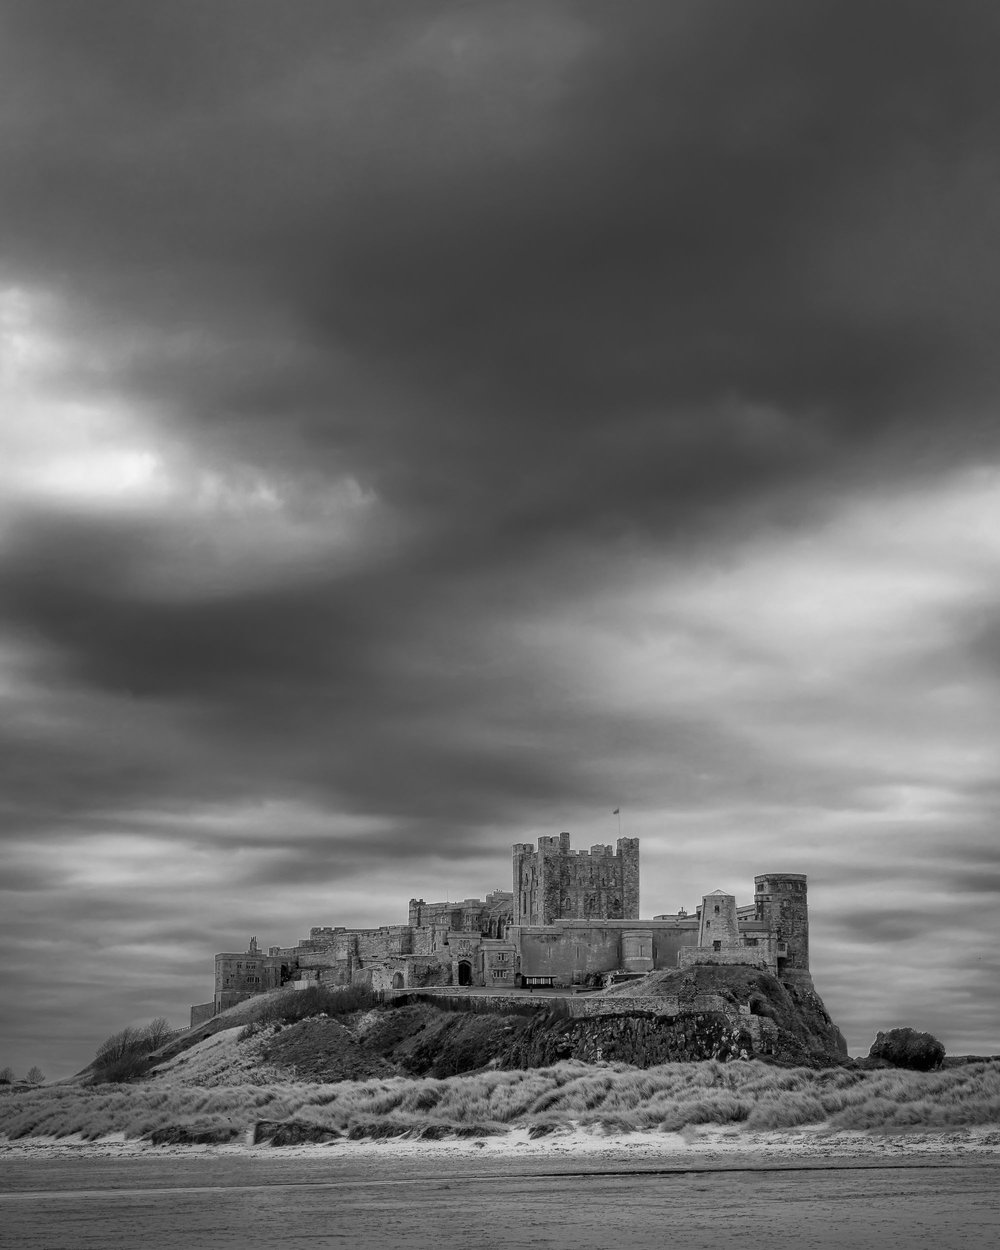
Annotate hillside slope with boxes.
[147,971,846,1086]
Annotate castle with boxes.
[190,833,811,1026]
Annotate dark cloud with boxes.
[7,3,1000,502]
[829,908,935,946]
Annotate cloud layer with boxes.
[2,2,999,1076]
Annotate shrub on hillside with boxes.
[868,1028,945,1072]
[143,1017,175,1051]
[94,1027,148,1083]
[244,983,380,1030]
[93,1018,180,1084]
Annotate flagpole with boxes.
[613,808,621,838]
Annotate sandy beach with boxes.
[4,1121,1000,1165]
[5,1126,999,1249]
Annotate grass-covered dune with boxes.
[3,1060,999,1144]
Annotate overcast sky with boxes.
[3,1,999,1079]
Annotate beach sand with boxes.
[4,1121,1000,1165]
[4,1125,999,1249]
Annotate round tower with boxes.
[754,873,809,973]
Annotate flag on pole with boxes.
[612,808,619,815]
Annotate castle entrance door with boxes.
[457,960,472,986]
[392,972,404,990]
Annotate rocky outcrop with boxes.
[500,1010,754,1068]
[603,965,847,1065]
[149,1123,242,1145]
[253,1119,343,1145]
[868,1027,945,1071]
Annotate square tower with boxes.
[512,833,640,923]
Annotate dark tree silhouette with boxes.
[93,1017,178,1083]
[143,1017,175,1050]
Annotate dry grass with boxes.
[2,1060,998,1142]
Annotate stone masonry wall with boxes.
[190,1001,215,1028]
[513,917,699,985]
[518,925,622,982]
[651,922,699,968]
[678,947,769,971]
[388,990,738,1019]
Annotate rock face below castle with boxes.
[602,964,847,1063]
[190,833,818,1026]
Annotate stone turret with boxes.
[697,890,739,950]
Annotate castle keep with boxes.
[513,833,639,924]
[190,833,812,1025]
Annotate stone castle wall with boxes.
[678,947,769,970]
[511,916,701,983]
[190,1001,215,1027]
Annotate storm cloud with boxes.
[2,1,999,1077]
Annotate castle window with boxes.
[714,905,720,914]
[705,921,710,929]
[713,941,722,952]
